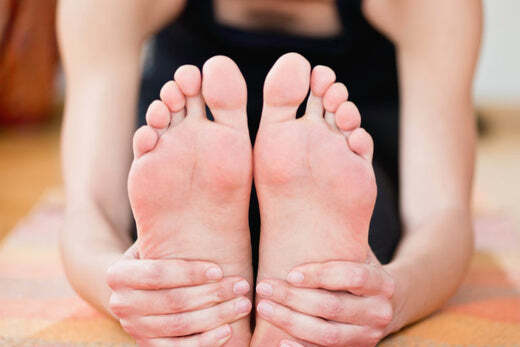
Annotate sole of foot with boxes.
[251,53,377,346]
[128,56,254,346]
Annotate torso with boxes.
[213,0,342,38]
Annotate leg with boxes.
[252,53,377,346]
[128,56,253,345]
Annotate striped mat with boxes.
[1,200,519,346]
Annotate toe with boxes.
[336,101,361,133]
[133,126,158,158]
[160,81,187,126]
[323,82,349,113]
[262,52,311,123]
[145,100,170,130]
[202,55,248,130]
[348,128,374,161]
[305,65,336,120]
[160,81,186,112]
[323,82,348,129]
[174,65,206,120]
[311,65,336,97]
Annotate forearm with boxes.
[60,203,132,317]
[384,208,473,333]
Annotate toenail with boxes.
[257,301,274,317]
[256,282,273,297]
[233,280,250,295]
[235,298,252,313]
[287,271,304,284]
[206,267,223,280]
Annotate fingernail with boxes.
[257,301,274,317]
[215,324,231,339]
[287,271,304,284]
[233,280,250,295]
[256,282,273,297]
[206,267,223,280]
[235,298,252,313]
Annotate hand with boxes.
[106,243,252,346]
[255,255,395,347]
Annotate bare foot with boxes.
[252,53,377,346]
[128,56,253,345]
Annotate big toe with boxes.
[262,52,311,123]
[202,56,248,130]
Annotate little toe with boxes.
[261,52,311,124]
[133,126,158,158]
[174,65,206,120]
[336,101,361,134]
[145,100,170,130]
[202,55,248,130]
[348,128,374,161]
[305,65,336,120]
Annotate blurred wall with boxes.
[474,0,520,107]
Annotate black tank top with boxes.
[137,0,401,265]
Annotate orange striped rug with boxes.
[1,200,519,346]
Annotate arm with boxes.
[57,0,189,315]
[59,3,252,344]
[368,0,482,331]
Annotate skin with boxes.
[58,0,481,345]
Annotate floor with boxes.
[0,118,62,241]
[0,107,518,243]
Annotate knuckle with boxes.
[280,284,293,304]
[106,263,122,288]
[364,329,384,345]
[144,262,164,285]
[185,262,200,281]
[216,301,234,322]
[120,319,140,338]
[276,309,293,330]
[169,314,190,335]
[352,267,369,288]
[319,326,341,346]
[213,282,229,302]
[166,290,186,313]
[370,299,393,327]
[319,296,343,320]
[108,294,129,318]
[385,277,396,298]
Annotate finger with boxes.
[123,242,140,259]
[280,340,304,347]
[287,261,394,298]
[257,300,381,347]
[256,279,392,327]
[110,276,250,317]
[125,296,251,338]
[106,259,223,290]
[136,324,232,347]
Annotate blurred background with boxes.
[0,0,518,242]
